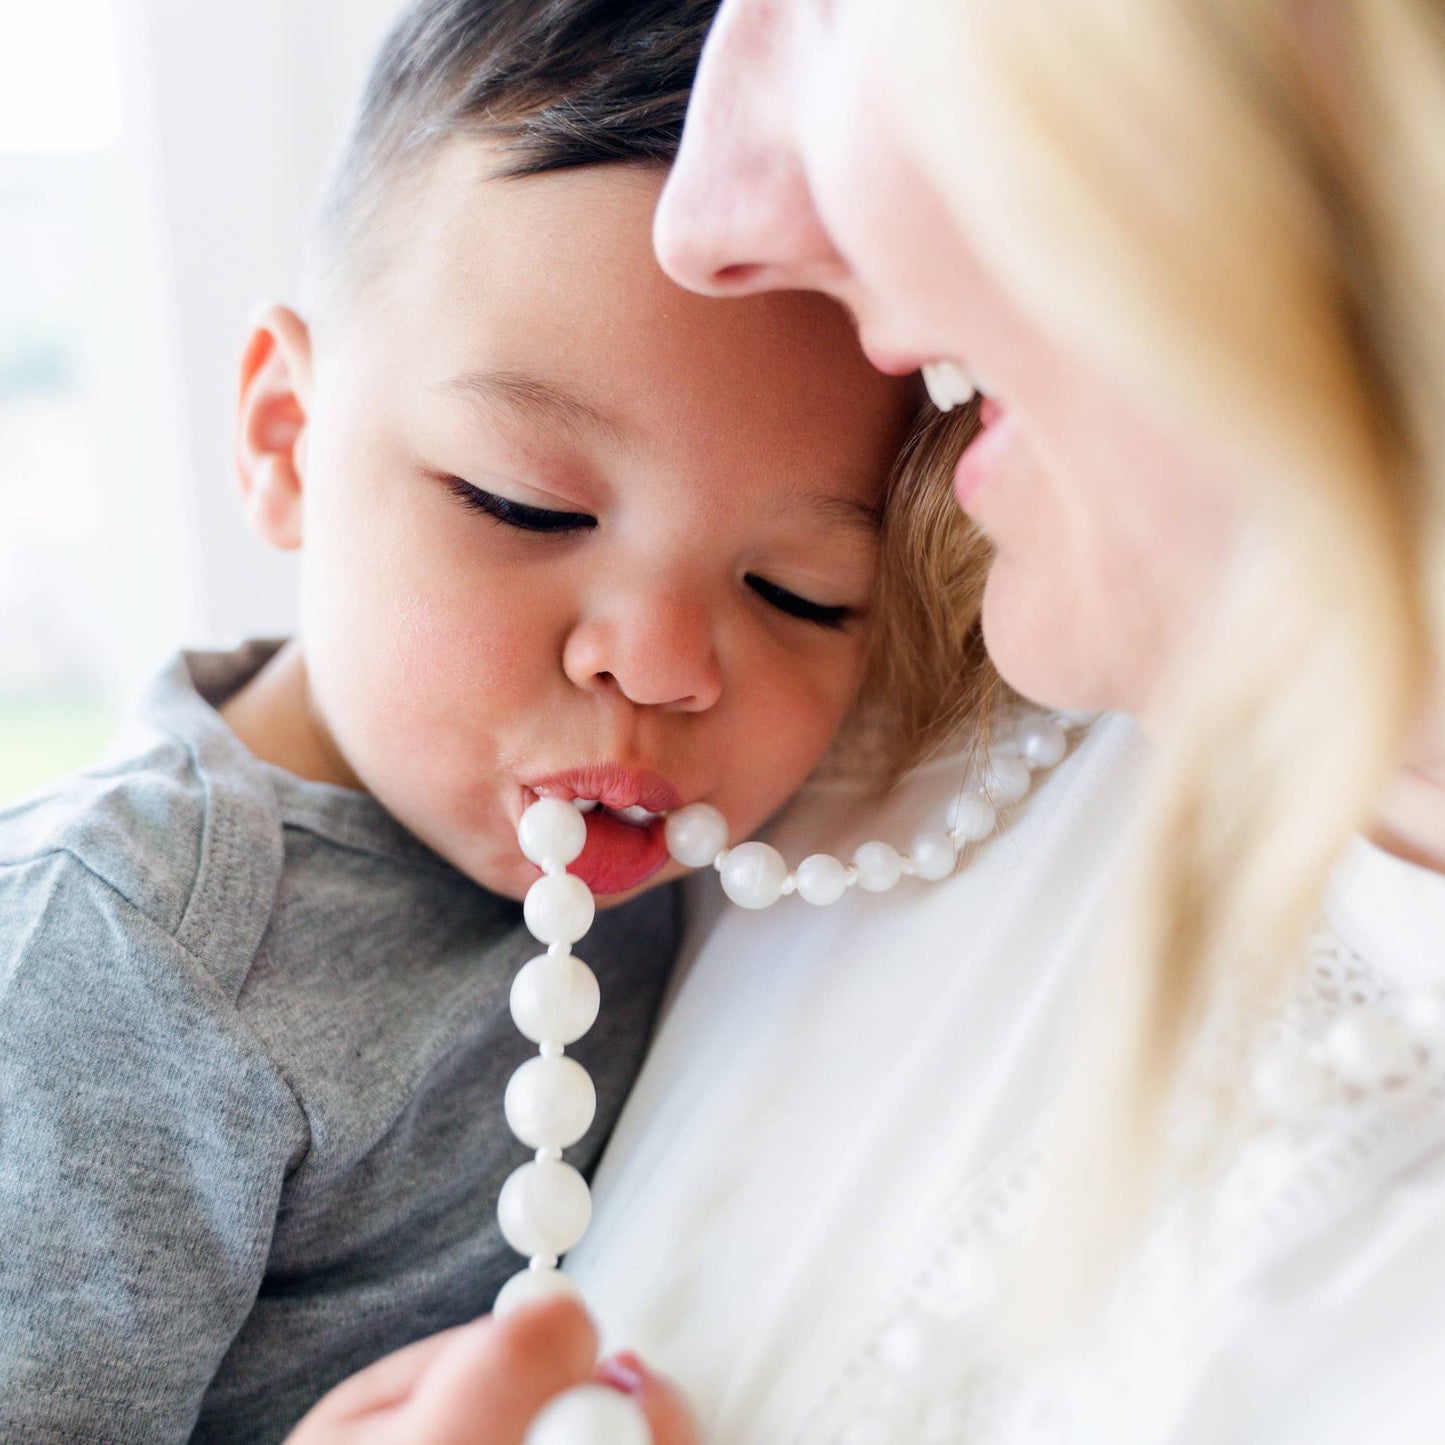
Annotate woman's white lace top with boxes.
[568,721,1445,1444]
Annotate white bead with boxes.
[853,841,903,892]
[719,841,789,909]
[505,1055,597,1150]
[1325,1008,1417,1088]
[497,1159,592,1258]
[1402,986,1445,1047]
[524,1384,651,1445]
[876,1315,957,1388]
[523,873,596,946]
[511,953,601,1045]
[947,793,996,843]
[1016,718,1067,770]
[664,802,730,868]
[1054,708,1100,728]
[908,831,957,882]
[1251,1038,1334,1122]
[518,798,589,868]
[493,1265,583,1318]
[795,853,849,906]
[981,754,1031,805]
[937,1238,1001,1317]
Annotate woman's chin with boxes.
[979,561,1123,716]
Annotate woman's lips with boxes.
[953,396,1015,512]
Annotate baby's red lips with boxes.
[524,764,682,815]
[570,811,671,896]
[519,764,683,897]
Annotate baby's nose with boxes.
[562,594,722,713]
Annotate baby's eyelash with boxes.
[745,574,852,630]
[442,478,848,629]
[443,476,596,533]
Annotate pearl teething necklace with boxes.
[499,712,1084,1444]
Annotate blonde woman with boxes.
[574,1,1445,1442]
[288,2,1441,1441]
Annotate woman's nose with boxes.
[563,594,723,714]
[653,3,845,298]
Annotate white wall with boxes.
[124,0,406,645]
[0,0,413,801]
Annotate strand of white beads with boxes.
[663,714,1079,909]
[497,710,1088,1444]
[497,796,651,1445]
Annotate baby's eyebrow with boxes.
[784,490,884,538]
[438,369,882,535]
[438,368,633,446]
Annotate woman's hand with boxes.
[285,1298,697,1445]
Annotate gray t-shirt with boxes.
[0,644,680,1444]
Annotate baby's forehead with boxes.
[434,358,894,542]
[335,146,916,508]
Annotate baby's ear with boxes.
[235,304,312,551]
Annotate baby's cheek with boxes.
[311,569,506,805]
[378,595,531,756]
[738,651,862,814]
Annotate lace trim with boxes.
[792,1126,1051,1445]
[797,926,1445,1445]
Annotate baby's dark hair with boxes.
[307,0,719,307]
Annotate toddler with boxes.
[0,1,986,1441]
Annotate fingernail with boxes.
[596,1350,648,1396]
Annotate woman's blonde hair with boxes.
[878,0,1445,1310]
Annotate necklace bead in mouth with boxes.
[567,797,662,828]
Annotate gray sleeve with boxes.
[0,852,308,1445]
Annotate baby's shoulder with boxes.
[0,733,204,917]
[0,723,284,995]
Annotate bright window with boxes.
[0,2,130,803]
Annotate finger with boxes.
[297,1323,474,1424]
[595,1352,700,1445]
[409,1297,600,1442]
